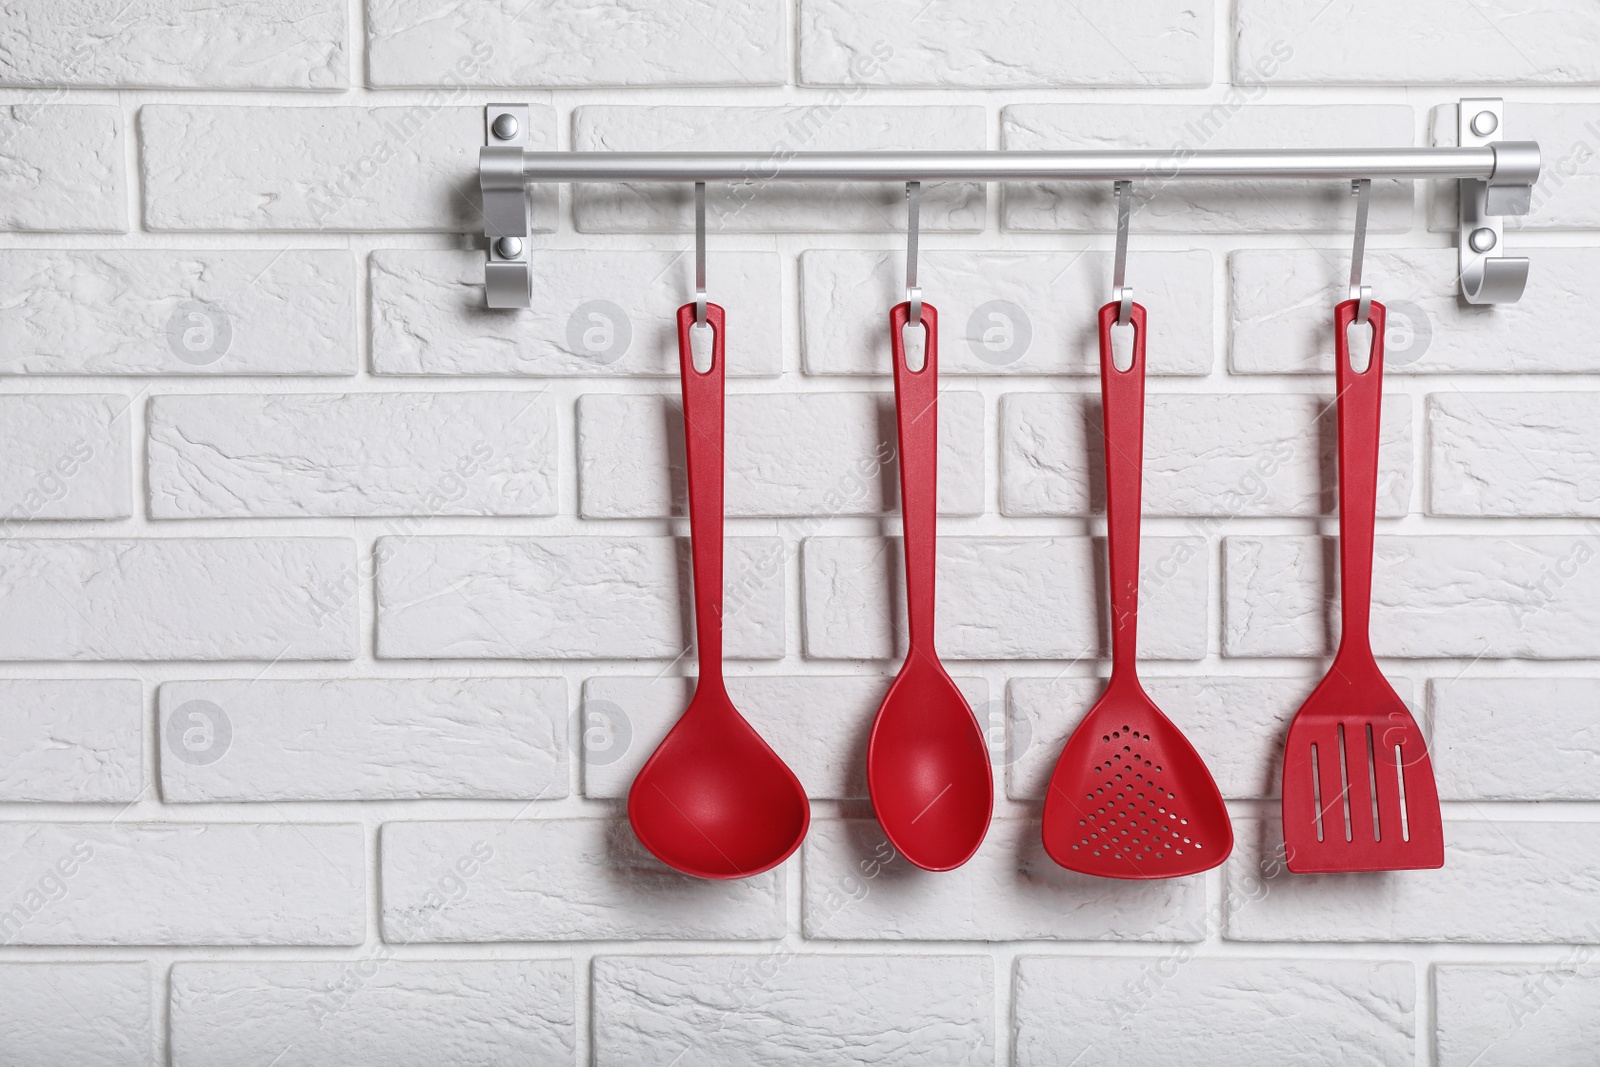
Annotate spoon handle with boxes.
[1333,298,1387,661]
[677,301,727,684]
[890,302,940,653]
[1098,301,1147,678]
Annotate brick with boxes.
[377,536,784,660]
[1236,0,1600,84]
[0,679,142,803]
[1430,677,1600,800]
[370,249,781,377]
[159,678,567,802]
[0,104,125,231]
[572,106,986,233]
[140,105,556,231]
[1436,963,1600,1067]
[1001,392,1411,518]
[581,675,989,800]
[801,0,1211,86]
[800,249,1213,376]
[803,536,1208,660]
[0,962,151,1066]
[0,0,346,88]
[369,0,783,86]
[1429,392,1600,516]
[1430,103,1600,230]
[1231,248,1600,374]
[148,392,557,518]
[0,822,362,945]
[1226,820,1600,942]
[593,954,992,1066]
[0,538,357,661]
[1223,535,1600,659]
[1002,104,1412,232]
[804,819,1205,941]
[0,394,131,520]
[170,960,574,1067]
[1014,956,1414,1067]
[577,390,984,519]
[0,249,355,376]
[381,819,782,942]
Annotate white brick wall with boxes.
[1,2,1596,1063]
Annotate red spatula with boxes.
[1280,299,1444,873]
[1041,302,1232,878]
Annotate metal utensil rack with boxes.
[478,97,1538,310]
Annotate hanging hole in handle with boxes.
[1345,318,1374,374]
[1109,318,1135,372]
[900,318,927,372]
[689,320,715,374]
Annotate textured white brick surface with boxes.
[148,392,557,518]
[1231,248,1600,374]
[581,674,988,800]
[1431,103,1600,230]
[572,106,986,232]
[0,249,355,375]
[1014,956,1415,1067]
[369,0,784,87]
[381,819,783,942]
[1003,105,1413,232]
[801,249,1213,376]
[1224,535,1600,658]
[370,249,782,377]
[800,0,1212,87]
[140,105,556,232]
[804,536,1208,660]
[0,962,151,1066]
[592,954,993,1066]
[0,394,130,520]
[0,679,142,802]
[159,678,567,802]
[0,0,347,88]
[0,538,356,661]
[170,960,574,1067]
[377,535,784,660]
[1430,677,1600,800]
[0,104,126,231]
[1429,393,1600,516]
[1001,392,1411,518]
[1435,963,1600,1067]
[804,819,1205,941]
[1227,820,1600,942]
[0,822,362,945]
[578,390,983,518]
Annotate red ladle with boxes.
[866,301,994,872]
[1041,302,1232,878]
[627,302,810,879]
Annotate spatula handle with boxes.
[1099,301,1147,677]
[890,301,939,653]
[677,302,727,683]
[1333,298,1386,659]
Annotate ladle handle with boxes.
[677,302,727,684]
[890,301,939,653]
[1333,297,1386,661]
[1098,300,1147,678]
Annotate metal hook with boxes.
[1348,178,1372,325]
[694,181,707,326]
[905,181,922,325]
[1112,180,1133,325]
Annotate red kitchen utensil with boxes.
[1280,299,1443,872]
[1041,301,1232,878]
[627,302,810,879]
[866,301,994,872]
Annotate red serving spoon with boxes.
[627,302,810,879]
[866,301,994,872]
[1042,302,1232,878]
[1281,299,1443,872]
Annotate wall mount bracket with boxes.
[1457,97,1535,304]
[482,103,531,309]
